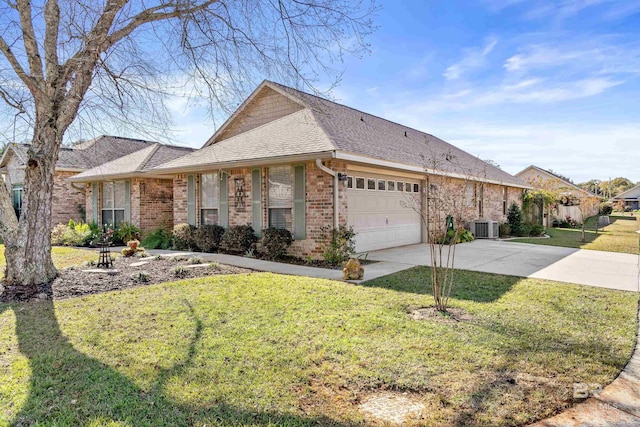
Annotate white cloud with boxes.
[443,37,498,80]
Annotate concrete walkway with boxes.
[145,249,411,283]
[366,240,640,292]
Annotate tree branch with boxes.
[15,0,44,87]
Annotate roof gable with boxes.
[613,183,640,200]
[516,165,595,196]
[204,83,305,147]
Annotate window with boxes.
[387,180,395,191]
[413,183,420,193]
[377,179,386,191]
[355,177,365,189]
[12,185,22,218]
[367,178,376,190]
[397,182,404,192]
[503,186,508,215]
[200,173,220,225]
[478,183,484,217]
[268,166,292,230]
[347,176,353,189]
[465,182,475,208]
[101,181,126,226]
[405,182,411,192]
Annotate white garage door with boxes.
[347,174,422,253]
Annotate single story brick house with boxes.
[611,184,640,211]
[516,165,599,226]
[151,81,529,256]
[0,136,160,225]
[67,142,194,232]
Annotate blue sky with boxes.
[168,0,640,183]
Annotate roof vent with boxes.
[360,116,364,122]
[404,131,407,137]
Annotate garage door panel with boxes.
[347,173,422,253]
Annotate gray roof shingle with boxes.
[157,81,527,187]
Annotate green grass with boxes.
[0,245,97,279]
[510,215,640,254]
[0,269,637,426]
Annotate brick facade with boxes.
[170,161,525,259]
[51,171,85,225]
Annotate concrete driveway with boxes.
[366,240,640,292]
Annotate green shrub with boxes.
[141,225,173,249]
[499,223,511,237]
[507,203,524,236]
[600,203,613,215]
[52,221,91,246]
[173,223,197,250]
[194,224,226,252]
[189,257,205,265]
[260,228,293,259]
[116,222,141,243]
[519,223,532,237]
[319,225,356,265]
[220,225,257,254]
[132,271,151,283]
[173,266,188,278]
[529,224,544,236]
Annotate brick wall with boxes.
[173,175,188,225]
[51,171,85,225]
[134,178,174,232]
[215,87,303,142]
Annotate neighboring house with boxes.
[516,165,600,226]
[151,80,528,256]
[68,143,195,232]
[0,136,158,224]
[611,184,640,210]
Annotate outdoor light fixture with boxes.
[337,173,349,186]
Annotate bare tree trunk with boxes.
[2,121,59,298]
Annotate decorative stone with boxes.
[82,269,119,275]
[130,261,149,267]
[37,292,48,300]
[343,258,364,280]
[183,263,211,269]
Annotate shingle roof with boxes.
[155,108,334,170]
[3,136,158,170]
[611,183,640,200]
[157,81,527,187]
[516,165,597,196]
[69,143,194,181]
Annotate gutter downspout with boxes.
[70,182,86,193]
[315,158,339,229]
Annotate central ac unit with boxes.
[472,220,499,238]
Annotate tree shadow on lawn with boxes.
[4,300,342,427]
[362,266,519,303]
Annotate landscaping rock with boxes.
[129,261,149,267]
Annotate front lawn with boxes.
[0,269,637,426]
[0,245,97,279]
[510,214,639,254]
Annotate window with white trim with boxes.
[377,179,386,191]
[387,180,395,191]
[355,177,365,189]
[397,182,404,192]
[347,176,353,189]
[102,181,126,226]
[12,185,22,218]
[367,178,376,190]
[268,166,292,230]
[200,173,220,225]
[405,182,411,192]
[413,183,420,193]
[503,186,508,215]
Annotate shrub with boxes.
[260,228,293,259]
[507,203,524,236]
[189,256,205,265]
[194,224,226,252]
[116,222,141,243]
[141,225,173,250]
[319,225,356,265]
[220,225,257,254]
[173,223,197,250]
[439,227,474,245]
[121,239,144,257]
[499,223,511,237]
[600,203,613,215]
[173,266,188,278]
[529,224,544,236]
[132,271,151,283]
[51,221,91,246]
[519,223,532,237]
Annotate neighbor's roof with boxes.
[515,165,597,196]
[1,135,158,171]
[68,143,195,182]
[156,81,528,188]
[611,183,640,200]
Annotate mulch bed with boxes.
[1,255,252,302]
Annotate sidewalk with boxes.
[145,249,413,283]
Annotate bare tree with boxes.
[575,195,601,242]
[404,151,478,313]
[0,0,376,299]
